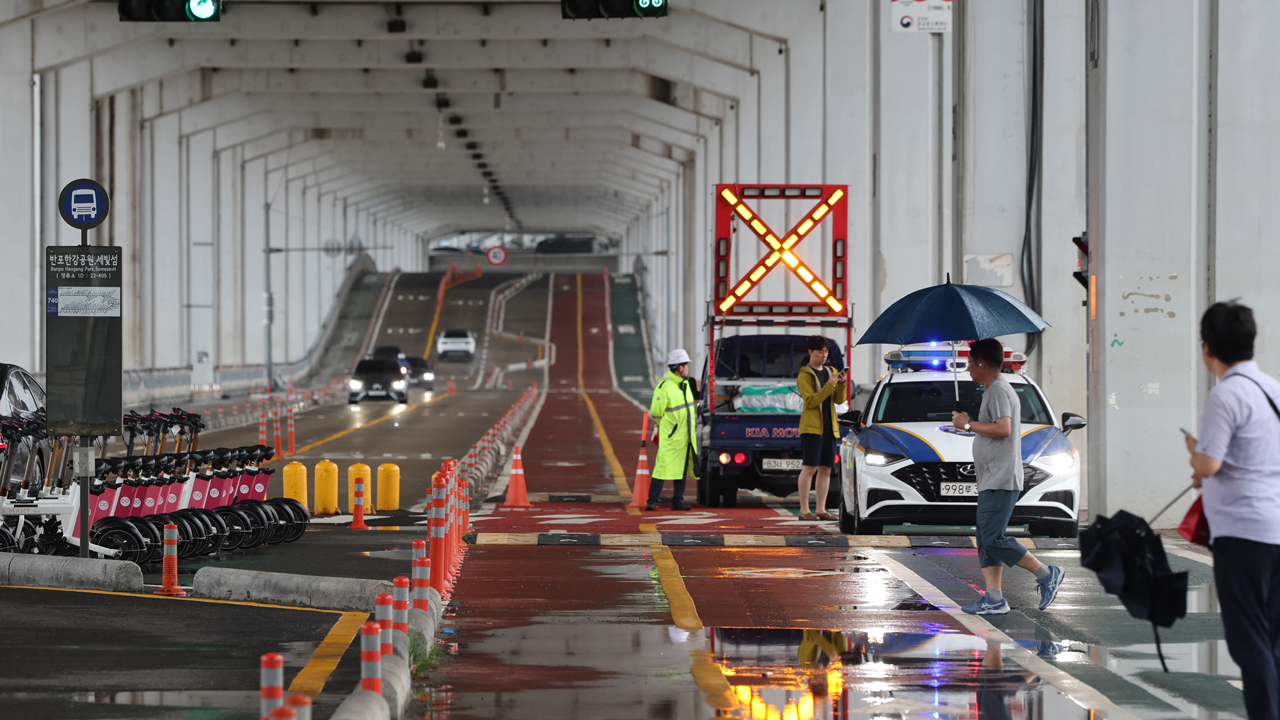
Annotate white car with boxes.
[436,329,476,361]
[838,344,1086,538]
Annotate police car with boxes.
[837,344,1086,538]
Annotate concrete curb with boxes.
[192,568,392,611]
[330,689,390,720]
[326,587,444,720]
[0,554,143,593]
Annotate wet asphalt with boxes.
[15,272,1246,720]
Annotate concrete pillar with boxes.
[217,146,244,365]
[1086,0,1213,524]
[150,112,183,368]
[186,130,217,387]
[0,20,38,371]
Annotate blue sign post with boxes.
[52,178,115,557]
[57,178,110,244]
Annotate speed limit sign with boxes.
[486,246,508,266]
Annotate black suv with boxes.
[349,359,410,404]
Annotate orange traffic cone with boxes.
[446,378,457,394]
[501,446,533,508]
[629,412,652,509]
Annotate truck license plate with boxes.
[762,458,803,471]
[940,482,978,497]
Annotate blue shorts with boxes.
[801,433,836,468]
[976,489,1028,568]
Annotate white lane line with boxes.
[1165,544,1214,566]
[861,547,1140,720]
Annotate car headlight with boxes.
[864,449,907,466]
[349,379,364,391]
[1038,451,1075,471]
[423,372,434,381]
[392,380,407,390]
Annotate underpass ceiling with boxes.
[47,0,748,235]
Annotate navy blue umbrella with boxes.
[856,278,1049,403]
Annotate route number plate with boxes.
[762,458,803,471]
[940,482,978,497]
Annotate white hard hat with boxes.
[667,349,691,365]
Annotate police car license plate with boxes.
[762,458,803,471]
[940,482,978,497]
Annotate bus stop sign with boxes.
[57,179,110,233]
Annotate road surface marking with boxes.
[861,547,1139,719]
[649,544,701,630]
[288,611,369,696]
[277,393,450,461]
[575,274,637,514]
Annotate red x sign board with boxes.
[713,184,848,316]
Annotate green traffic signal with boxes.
[634,0,668,17]
[186,0,218,20]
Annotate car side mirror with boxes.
[1062,412,1087,436]
[838,410,862,428]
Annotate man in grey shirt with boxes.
[952,338,1064,615]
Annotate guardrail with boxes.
[455,386,539,502]
[120,255,379,410]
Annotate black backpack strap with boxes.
[1231,373,1280,422]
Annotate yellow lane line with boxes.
[574,274,637,513]
[642,543,735,711]
[689,649,737,710]
[639,523,658,534]
[422,272,483,361]
[5,584,344,613]
[288,611,370,696]
[273,393,451,463]
[649,544,702,631]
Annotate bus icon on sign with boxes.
[70,189,98,220]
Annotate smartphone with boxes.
[1179,427,1193,436]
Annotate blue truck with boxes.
[697,334,853,507]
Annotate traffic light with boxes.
[118,0,220,22]
[1072,233,1089,289]
[562,0,667,19]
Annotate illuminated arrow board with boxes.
[713,184,849,316]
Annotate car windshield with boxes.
[354,359,402,375]
[871,380,1052,425]
[443,330,469,339]
[712,337,845,379]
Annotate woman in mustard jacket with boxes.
[796,336,847,521]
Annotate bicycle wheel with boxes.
[265,501,299,544]
[214,507,253,550]
[234,501,276,547]
[91,521,147,563]
[176,510,213,556]
[130,517,164,563]
[269,498,309,542]
[230,502,267,545]
[0,525,18,554]
[193,508,229,554]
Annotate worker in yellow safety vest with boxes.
[646,349,699,511]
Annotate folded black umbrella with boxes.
[1080,509,1188,671]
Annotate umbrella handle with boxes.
[1148,485,1194,525]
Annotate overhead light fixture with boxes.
[387,18,406,33]
[448,115,463,125]
[406,50,423,63]
[422,74,438,89]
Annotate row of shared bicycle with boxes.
[0,407,308,563]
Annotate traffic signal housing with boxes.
[118,0,220,22]
[562,0,667,19]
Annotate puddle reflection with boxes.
[712,628,1087,719]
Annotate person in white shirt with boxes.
[1185,301,1280,720]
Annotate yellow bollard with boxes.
[283,461,309,510]
[348,463,372,513]
[377,463,400,511]
[314,460,339,515]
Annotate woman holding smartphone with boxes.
[795,335,847,521]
